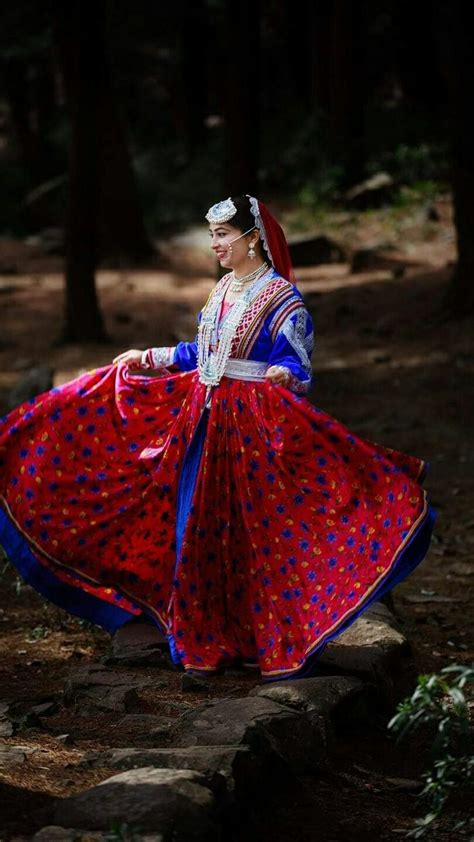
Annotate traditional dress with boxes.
[0,260,436,680]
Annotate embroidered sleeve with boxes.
[140,346,176,369]
[267,306,314,394]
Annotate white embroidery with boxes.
[140,346,176,368]
[247,195,273,265]
[278,308,313,377]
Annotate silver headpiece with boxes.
[205,197,237,224]
[246,194,273,265]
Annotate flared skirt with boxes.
[0,363,436,680]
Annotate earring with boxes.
[248,241,256,259]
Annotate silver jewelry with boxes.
[248,240,256,259]
[197,267,272,386]
[205,198,237,224]
[229,261,268,292]
[246,194,273,265]
[273,364,291,382]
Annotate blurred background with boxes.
[1,4,473,839]
[0,0,473,349]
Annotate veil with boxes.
[246,194,295,284]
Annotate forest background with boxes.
[0,2,473,840]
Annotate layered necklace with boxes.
[197,263,271,386]
[228,261,268,292]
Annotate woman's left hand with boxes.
[265,365,291,386]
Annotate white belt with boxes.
[223,358,268,381]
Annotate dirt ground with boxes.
[0,194,473,840]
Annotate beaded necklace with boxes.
[197,266,271,386]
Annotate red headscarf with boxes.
[246,195,295,284]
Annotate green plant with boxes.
[103,821,145,841]
[388,663,474,838]
[26,624,50,641]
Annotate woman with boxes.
[0,194,436,681]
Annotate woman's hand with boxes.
[112,349,144,369]
[265,365,291,386]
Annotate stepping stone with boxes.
[114,714,175,744]
[181,674,211,693]
[80,744,281,799]
[105,620,177,669]
[53,767,220,840]
[32,828,164,841]
[249,674,371,736]
[63,664,152,713]
[170,695,324,771]
[316,603,409,702]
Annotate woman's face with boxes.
[208,222,258,270]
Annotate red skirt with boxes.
[0,363,436,680]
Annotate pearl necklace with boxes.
[197,267,271,387]
[229,261,268,292]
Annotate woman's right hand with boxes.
[112,349,144,368]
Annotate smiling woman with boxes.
[0,194,437,680]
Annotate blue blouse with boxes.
[164,270,314,393]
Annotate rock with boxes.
[31,700,59,717]
[6,365,54,409]
[32,828,165,841]
[53,767,219,840]
[170,696,323,771]
[403,593,464,604]
[0,744,36,768]
[288,234,345,267]
[180,674,211,693]
[32,828,109,841]
[316,603,409,702]
[53,734,73,745]
[63,664,152,713]
[115,714,174,736]
[114,713,175,747]
[79,744,283,800]
[0,717,14,736]
[249,675,371,735]
[105,620,176,669]
[382,776,423,792]
[289,235,346,266]
[344,172,395,209]
[350,246,407,276]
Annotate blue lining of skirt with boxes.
[167,407,210,664]
[0,433,436,679]
[0,506,135,632]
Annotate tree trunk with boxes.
[308,1,333,114]
[328,0,367,187]
[53,0,107,342]
[94,34,156,263]
[4,57,38,182]
[179,0,208,161]
[223,0,260,196]
[55,0,155,270]
[433,0,474,316]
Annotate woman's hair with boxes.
[229,195,257,235]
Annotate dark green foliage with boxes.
[388,664,474,838]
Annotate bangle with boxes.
[274,365,291,383]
